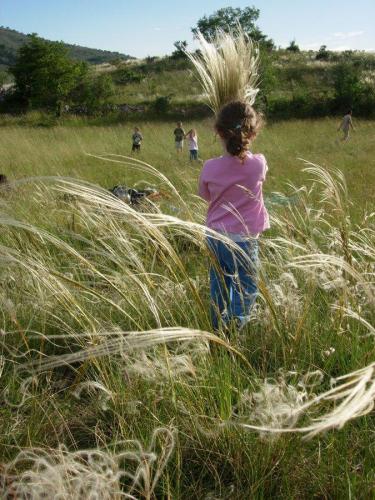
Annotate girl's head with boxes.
[188,128,197,137]
[134,126,140,132]
[215,101,263,159]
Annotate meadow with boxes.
[0,117,374,498]
[1,117,374,206]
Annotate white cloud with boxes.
[331,45,351,51]
[298,30,367,52]
[332,31,364,39]
[300,42,321,50]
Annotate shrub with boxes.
[152,95,172,114]
[287,40,300,53]
[115,67,143,84]
[257,48,278,108]
[316,45,330,61]
[266,94,334,119]
[332,61,365,109]
[71,73,115,113]
[172,41,188,59]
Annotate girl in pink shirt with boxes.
[198,101,269,330]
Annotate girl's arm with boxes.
[259,154,268,182]
[198,170,210,201]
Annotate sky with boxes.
[1,0,374,58]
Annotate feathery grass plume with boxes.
[72,381,113,411]
[1,427,176,499]
[0,355,4,378]
[301,160,353,266]
[185,27,259,113]
[236,378,309,437]
[19,327,251,374]
[234,360,375,439]
[332,305,375,336]
[122,341,209,381]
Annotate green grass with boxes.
[0,118,374,498]
[0,117,374,217]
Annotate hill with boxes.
[0,26,133,70]
[1,28,374,119]
[96,49,375,119]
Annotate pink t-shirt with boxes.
[198,152,270,235]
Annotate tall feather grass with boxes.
[1,153,374,496]
[1,427,176,500]
[1,23,374,489]
[184,27,259,113]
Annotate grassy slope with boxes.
[106,50,375,112]
[113,69,202,105]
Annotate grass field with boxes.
[1,117,374,205]
[0,117,374,498]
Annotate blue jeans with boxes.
[189,149,198,160]
[207,236,258,330]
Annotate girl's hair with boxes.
[215,101,263,159]
[187,128,197,137]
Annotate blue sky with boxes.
[1,0,374,58]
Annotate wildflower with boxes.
[323,347,336,358]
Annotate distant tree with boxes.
[316,45,330,61]
[287,40,300,52]
[152,95,171,114]
[191,7,274,49]
[333,61,364,108]
[257,48,279,109]
[10,34,87,113]
[115,67,143,84]
[172,40,188,58]
[0,42,17,66]
[145,56,157,65]
[87,74,115,108]
[71,72,115,112]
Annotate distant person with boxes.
[131,127,143,153]
[174,122,185,153]
[337,110,354,141]
[186,128,199,161]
